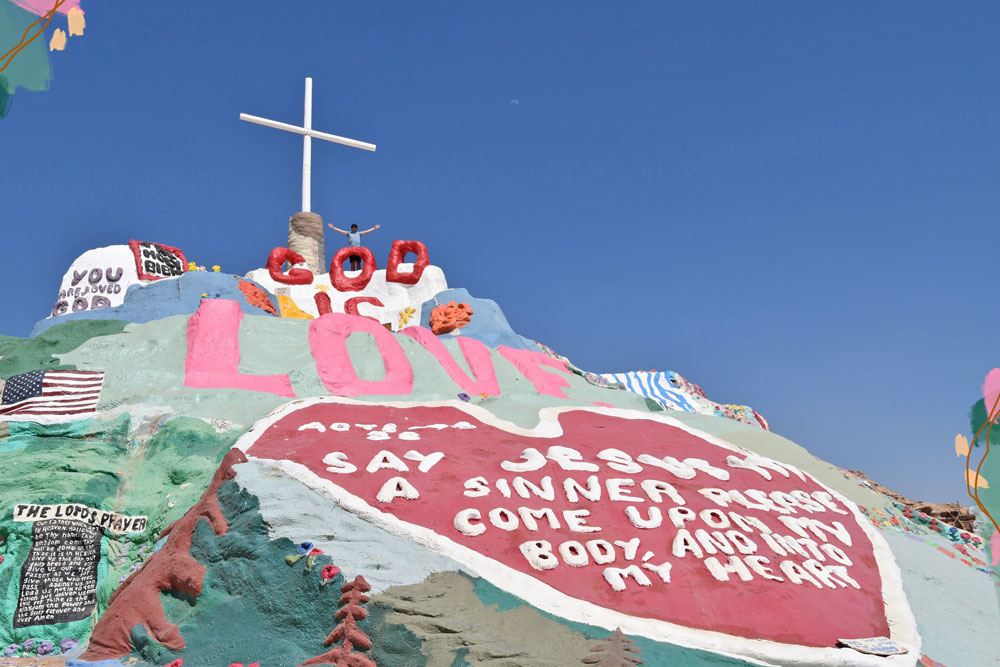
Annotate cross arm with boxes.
[239,113,376,152]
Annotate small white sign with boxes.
[13,503,148,534]
[838,637,908,656]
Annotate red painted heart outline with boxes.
[236,398,919,666]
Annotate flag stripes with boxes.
[0,370,104,419]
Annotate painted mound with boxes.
[0,238,997,667]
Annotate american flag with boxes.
[0,370,105,420]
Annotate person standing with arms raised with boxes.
[328,223,380,271]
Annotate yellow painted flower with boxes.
[188,261,198,271]
[398,307,417,328]
[212,265,221,272]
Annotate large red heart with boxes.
[238,399,916,664]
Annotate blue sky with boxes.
[2,1,997,503]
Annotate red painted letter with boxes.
[267,247,314,285]
[344,296,385,322]
[329,247,376,292]
[314,292,332,315]
[386,240,430,285]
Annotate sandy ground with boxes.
[0,657,137,667]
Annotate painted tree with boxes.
[300,575,375,667]
[582,628,644,666]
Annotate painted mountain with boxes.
[0,236,997,667]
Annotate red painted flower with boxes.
[165,660,183,667]
[321,564,341,580]
[309,547,323,556]
[0,555,4,565]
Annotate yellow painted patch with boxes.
[966,468,989,489]
[49,28,67,51]
[955,434,970,457]
[398,306,417,328]
[67,7,86,37]
[278,295,313,319]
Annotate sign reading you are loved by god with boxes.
[238,399,916,663]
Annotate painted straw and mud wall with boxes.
[0,239,997,667]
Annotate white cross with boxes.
[240,77,376,213]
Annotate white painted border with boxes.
[235,397,920,667]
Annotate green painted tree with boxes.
[583,628,644,666]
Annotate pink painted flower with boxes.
[165,660,183,667]
[321,564,340,580]
[309,548,323,556]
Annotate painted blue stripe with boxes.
[642,373,669,406]
[601,371,700,412]
[653,373,694,411]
